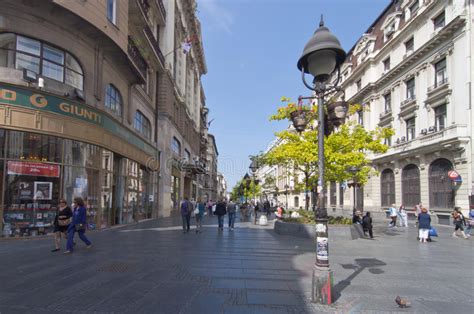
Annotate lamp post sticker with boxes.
[315,223,327,233]
[316,237,328,261]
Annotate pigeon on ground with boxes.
[395,295,410,308]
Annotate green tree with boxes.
[264,97,394,209]
[230,178,262,203]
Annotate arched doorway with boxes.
[429,158,454,210]
[402,164,420,207]
[380,169,395,207]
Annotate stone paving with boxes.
[0,214,473,313]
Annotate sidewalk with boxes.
[0,213,472,313]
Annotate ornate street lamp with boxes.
[295,16,347,305]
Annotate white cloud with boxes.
[198,0,234,34]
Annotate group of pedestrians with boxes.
[388,204,408,228]
[352,211,374,238]
[180,198,239,233]
[51,197,93,254]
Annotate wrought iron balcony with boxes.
[143,25,165,66]
[127,36,147,78]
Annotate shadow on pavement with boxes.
[332,258,386,302]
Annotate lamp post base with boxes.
[311,266,333,305]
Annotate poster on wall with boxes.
[18,182,33,200]
[34,182,53,200]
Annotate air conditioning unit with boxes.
[428,126,437,132]
[401,136,406,142]
[421,128,428,135]
[396,138,400,144]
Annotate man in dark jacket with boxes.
[214,199,227,231]
[362,212,373,239]
[418,207,431,243]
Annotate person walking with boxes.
[417,207,431,243]
[180,197,192,233]
[399,205,408,227]
[465,208,474,237]
[362,212,373,239]
[207,200,213,216]
[227,200,236,231]
[263,200,271,217]
[64,197,92,254]
[254,202,259,225]
[51,199,72,252]
[452,208,468,239]
[214,199,227,231]
[389,204,398,227]
[195,198,205,233]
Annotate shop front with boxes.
[0,84,159,237]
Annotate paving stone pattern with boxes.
[0,214,473,313]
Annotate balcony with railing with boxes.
[143,25,165,67]
[127,36,147,79]
[379,109,393,125]
[399,95,417,118]
[426,77,451,104]
[137,0,151,22]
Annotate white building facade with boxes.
[334,0,473,223]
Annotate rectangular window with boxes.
[107,0,117,24]
[406,78,415,100]
[409,1,419,16]
[384,136,392,146]
[384,93,391,112]
[339,184,344,206]
[17,36,40,56]
[357,110,364,126]
[405,37,414,54]
[435,104,447,131]
[356,79,361,91]
[383,57,390,72]
[15,53,40,73]
[406,118,416,141]
[435,58,447,86]
[433,11,445,30]
[330,182,337,206]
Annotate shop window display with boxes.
[100,150,114,228]
[62,166,99,230]
[3,162,60,237]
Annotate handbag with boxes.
[74,223,86,231]
[194,207,199,215]
[429,227,438,237]
[58,218,71,227]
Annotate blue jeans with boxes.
[66,227,91,251]
[217,215,224,229]
[228,212,235,228]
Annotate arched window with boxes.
[381,169,395,206]
[294,196,299,208]
[429,158,454,209]
[134,111,151,139]
[402,164,420,207]
[0,33,84,90]
[105,84,122,116]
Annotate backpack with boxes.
[181,201,189,212]
[362,216,371,227]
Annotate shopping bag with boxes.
[429,227,438,237]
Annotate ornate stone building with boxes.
[0,0,213,236]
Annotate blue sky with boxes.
[197,0,389,190]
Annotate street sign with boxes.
[448,170,460,179]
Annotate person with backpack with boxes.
[180,197,192,234]
[362,212,373,239]
[452,208,469,239]
[214,199,227,231]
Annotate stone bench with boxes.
[274,220,364,240]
